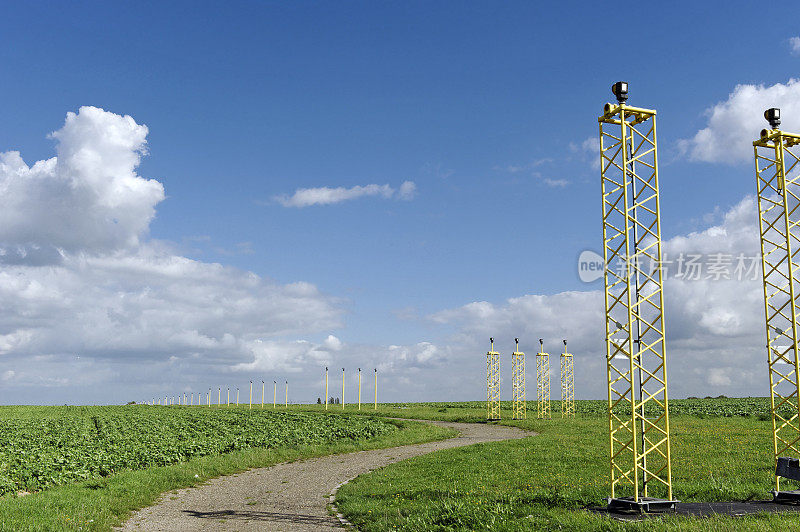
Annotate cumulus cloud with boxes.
[275,181,416,207]
[679,79,800,164]
[0,107,164,260]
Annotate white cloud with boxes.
[679,79,800,164]
[0,246,343,362]
[0,106,164,259]
[323,335,343,351]
[275,181,417,207]
[790,37,800,56]
[543,178,568,188]
[398,180,417,200]
[569,136,600,170]
[231,338,338,373]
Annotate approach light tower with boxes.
[486,338,500,421]
[536,339,550,419]
[511,338,526,420]
[560,340,575,418]
[754,108,800,502]
[599,82,674,511]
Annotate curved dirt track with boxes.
[119,420,530,531]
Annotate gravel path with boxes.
[119,420,530,531]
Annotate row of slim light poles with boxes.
[149,379,288,409]
[323,367,378,410]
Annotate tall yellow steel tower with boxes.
[599,82,674,512]
[754,108,800,502]
[536,339,550,419]
[512,338,526,420]
[486,337,500,421]
[561,340,575,418]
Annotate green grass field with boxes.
[329,400,800,531]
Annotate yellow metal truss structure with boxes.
[561,340,575,418]
[536,339,551,419]
[599,100,672,502]
[512,338,526,420]
[754,122,800,492]
[487,338,501,420]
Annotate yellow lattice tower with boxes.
[754,108,800,500]
[486,337,500,421]
[512,338,526,420]
[560,340,575,418]
[536,339,550,419]
[599,82,673,511]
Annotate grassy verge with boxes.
[336,415,800,531]
[0,416,455,531]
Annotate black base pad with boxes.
[591,500,800,521]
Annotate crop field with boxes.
[0,406,396,497]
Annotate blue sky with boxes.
[1,2,799,403]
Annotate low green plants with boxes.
[0,406,395,496]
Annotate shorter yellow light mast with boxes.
[560,340,575,418]
[486,337,500,421]
[537,339,551,419]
